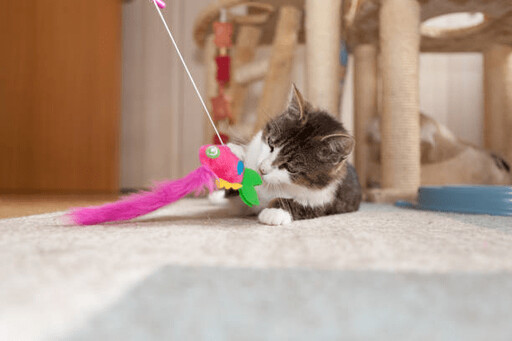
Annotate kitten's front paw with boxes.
[258,208,292,226]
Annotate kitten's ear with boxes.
[287,83,308,123]
[320,133,355,164]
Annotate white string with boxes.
[152,1,224,145]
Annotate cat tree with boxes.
[346,0,512,202]
[194,0,342,137]
[194,0,512,202]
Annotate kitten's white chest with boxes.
[251,185,290,213]
[244,131,284,212]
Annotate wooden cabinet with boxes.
[0,0,121,193]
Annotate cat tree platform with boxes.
[194,0,512,203]
[345,0,512,52]
[347,0,512,202]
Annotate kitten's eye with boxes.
[284,163,298,174]
[267,137,274,152]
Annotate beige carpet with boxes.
[1,199,512,340]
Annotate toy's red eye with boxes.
[206,146,220,159]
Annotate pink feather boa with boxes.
[69,166,216,225]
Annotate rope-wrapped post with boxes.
[354,44,378,189]
[483,44,512,162]
[305,0,342,115]
[379,0,421,192]
[231,25,263,123]
[203,34,217,145]
[255,6,301,131]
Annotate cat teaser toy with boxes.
[69,1,262,225]
[71,145,261,225]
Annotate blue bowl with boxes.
[395,185,512,216]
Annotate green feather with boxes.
[239,168,262,207]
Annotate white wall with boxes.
[419,53,483,146]
[121,1,485,188]
[121,1,178,188]
[121,0,201,188]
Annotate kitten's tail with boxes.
[69,166,217,225]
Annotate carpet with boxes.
[1,199,511,340]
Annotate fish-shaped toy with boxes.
[70,145,262,225]
[199,145,261,207]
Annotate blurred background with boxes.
[0,0,491,195]
[3,2,512,339]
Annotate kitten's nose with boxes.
[259,159,271,175]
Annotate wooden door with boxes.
[0,1,121,193]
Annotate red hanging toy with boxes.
[210,10,234,143]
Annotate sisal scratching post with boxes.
[305,0,342,115]
[379,0,421,194]
[203,34,217,145]
[231,25,262,124]
[483,44,512,162]
[255,6,301,132]
[354,44,378,189]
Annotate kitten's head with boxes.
[258,85,354,189]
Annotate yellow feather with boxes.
[216,179,242,190]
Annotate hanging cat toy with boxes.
[70,0,261,225]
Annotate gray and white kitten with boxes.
[214,85,362,225]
